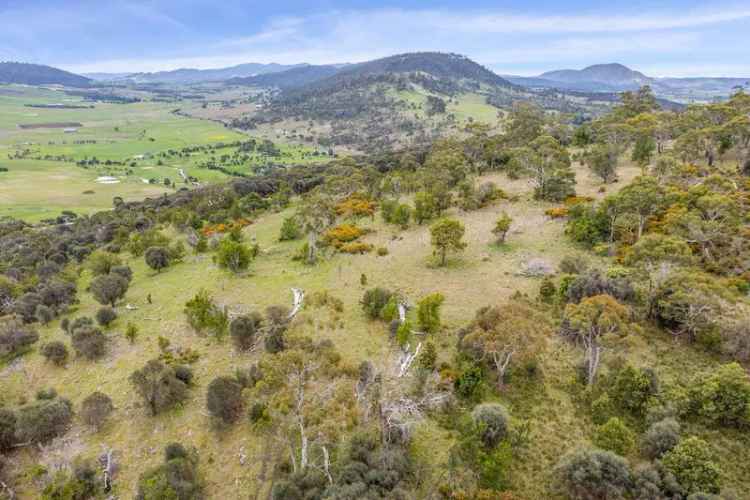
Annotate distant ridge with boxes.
[0,62,91,87]
[124,62,306,84]
[229,65,344,90]
[540,63,652,87]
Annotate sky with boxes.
[1,0,749,77]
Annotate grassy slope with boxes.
[2,159,749,498]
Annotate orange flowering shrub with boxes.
[545,207,569,219]
[323,224,365,247]
[335,194,377,218]
[564,195,595,206]
[339,242,373,254]
[202,218,253,237]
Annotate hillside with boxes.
[0,62,91,87]
[227,52,528,152]
[228,64,343,90]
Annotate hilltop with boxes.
[0,62,91,87]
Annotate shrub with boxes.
[15,398,73,444]
[41,341,69,366]
[110,264,133,283]
[555,448,632,500]
[215,238,253,273]
[279,216,302,241]
[0,408,16,451]
[36,388,57,400]
[136,443,202,500]
[42,460,99,500]
[206,376,244,424]
[130,360,190,416]
[376,247,389,256]
[593,417,635,456]
[145,246,170,273]
[95,306,117,327]
[661,437,720,494]
[35,304,55,325]
[229,313,264,351]
[417,293,444,333]
[689,362,750,427]
[80,391,114,430]
[471,403,510,448]
[339,242,373,254]
[0,319,39,360]
[87,251,122,276]
[125,322,139,343]
[361,288,393,320]
[591,394,615,425]
[184,289,228,338]
[418,342,437,371]
[90,273,128,307]
[642,418,681,459]
[71,325,107,360]
[610,365,657,416]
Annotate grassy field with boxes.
[0,85,322,222]
[6,158,747,498]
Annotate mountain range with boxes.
[0,62,91,87]
[83,62,306,84]
[503,63,750,98]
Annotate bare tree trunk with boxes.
[493,351,513,389]
[321,445,333,484]
[306,231,317,264]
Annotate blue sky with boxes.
[2,0,749,76]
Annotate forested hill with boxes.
[0,62,91,87]
[290,52,517,96]
[228,64,342,90]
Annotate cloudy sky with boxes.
[2,0,749,77]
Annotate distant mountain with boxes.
[502,75,627,93]
[124,62,306,84]
[228,64,343,90]
[540,63,653,89]
[82,72,134,81]
[0,62,91,87]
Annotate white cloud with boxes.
[51,4,750,77]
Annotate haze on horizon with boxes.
[2,0,750,78]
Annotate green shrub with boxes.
[136,443,202,500]
[593,417,635,456]
[416,293,444,333]
[95,306,117,327]
[689,362,750,427]
[229,313,264,351]
[15,398,73,444]
[642,418,681,459]
[555,448,632,500]
[41,341,69,366]
[471,403,510,449]
[80,391,114,431]
[279,217,301,241]
[130,360,190,416]
[661,437,720,494]
[71,325,107,360]
[184,289,228,339]
[361,288,393,320]
[42,460,99,500]
[215,238,253,273]
[610,365,657,416]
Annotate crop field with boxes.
[0,85,321,221]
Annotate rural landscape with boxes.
[2,2,750,499]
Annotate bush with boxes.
[35,304,55,325]
[206,376,244,424]
[279,217,302,241]
[145,246,170,273]
[0,319,39,360]
[593,417,635,455]
[417,293,444,333]
[610,365,657,416]
[80,391,114,430]
[689,362,750,427]
[184,289,228,338]
[661,437,720,494]
[229,313,263,351]
[0,408,16,451]
[130,360,190,416]
[125,322,139,343]
[110,264,133,283]
[87,251,122,276]
[136,443,202,500]
[15,398,73,444]
[42,460,99,500]
[361,288,393,320]
[642,418,681,459]
[90,273,128,307]
[71,325,107,360]
[41,341,69,366]
[215,238,253,273]
[555,448,632,500]
[471,403,510,448]
[95,306,117,327]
